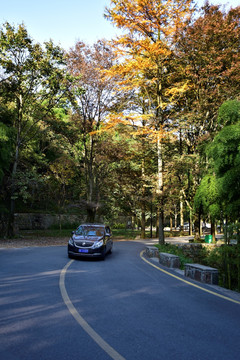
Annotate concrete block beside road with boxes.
[159,252,180,268]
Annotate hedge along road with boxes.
[0,241,240,360]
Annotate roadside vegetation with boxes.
[155,240,240,292]
[203,245,240,292]
[0,2,240,289]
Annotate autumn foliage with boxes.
[0,2,240,244]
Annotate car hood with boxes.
[73,235,103,242]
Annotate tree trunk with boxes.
[174,207,178,230]
[132,214,136,230]
[150,202,153,238]
[8,156,18,237]
[224,217,229,244]
[85,134,97,223]
[87,207,96,223]
[8,95,22,238]
[159,209,164,244]
[189,209,193,236]
[180,194,184,235]
[194,212,201,242]
[157,136,164,244]
[155,210,159,238]
[7,127,20,237]
[141,205,146,239]
[211,220,216,243]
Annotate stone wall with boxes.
[159,252,180,268]
[184,263,219,285]
[14,213,85,230]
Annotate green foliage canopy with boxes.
[198,100,240,221]
[194,174,221,220]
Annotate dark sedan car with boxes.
[68,224,113,260]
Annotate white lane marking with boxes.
[59,260,126,360]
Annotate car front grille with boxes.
[74,241,93,248]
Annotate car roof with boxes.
[80,224,106,227]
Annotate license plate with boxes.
[79,249,88,253]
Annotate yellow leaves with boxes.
[106,0,194,42]
[103,54,156,92]
[103,35,174,92]
[49,156,75,184]
[102,0,195,144]
[140,40,172,60]
[91,111,175,144]
[166,81,190,101]
[91,113,135,136]
[133,125,170,143]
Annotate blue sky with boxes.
[0,0,239,50]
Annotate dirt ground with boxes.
[0,237,69,248]
[0,236,126,248]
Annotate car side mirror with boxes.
[72,231,75,235]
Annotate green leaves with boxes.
[208,121,240,178]
[218,99,240,126]
[194,174,221,220]
[0,122,12,181]
[197,100,240,221]
[0,21,74,235]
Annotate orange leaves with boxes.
[105,0,194,41]
[103,36,172,94]
[91,112,130,135]
[102,0,195,149]
[91,111,175,144]
[104,0,194,94]
[134,124,174,144]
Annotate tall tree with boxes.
[176,4,240,135]
[194,174,221,242]
[207,100,240,221]
[67,40,119,221]
[0,22,70,236]
[171,4,240,238]
[193,100,240,241]
[104,0,194,243]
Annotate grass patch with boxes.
[112,229,154,239]
[164,231,190,237]
[112,229,141,239]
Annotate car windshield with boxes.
[75,226,104,237]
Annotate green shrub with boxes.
[112,223,126,229]
[164,231,188,237]
[112,229,140,239]
[204,244,240,291]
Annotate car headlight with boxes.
[92,239,104,249]
[69,237,74,246]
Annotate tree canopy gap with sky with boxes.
[0,0,238,50]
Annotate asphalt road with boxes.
[0,241,240,360]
